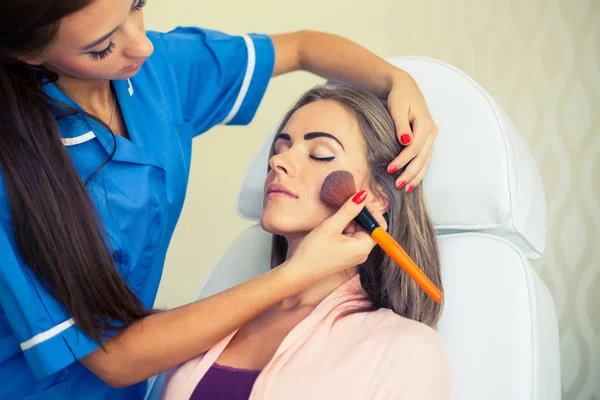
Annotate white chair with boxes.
[146,56,561,400]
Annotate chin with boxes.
[260,213,319,237]
[260,216,293,236]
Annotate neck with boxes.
[277,235,357,310]
[53,73,113,113]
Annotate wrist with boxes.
[390,68,412,90]
[373,67,407,99]
[276,256,320,295]
[392,68,417,93]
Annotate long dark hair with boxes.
[0,0,152,344]
[270,85,443,328]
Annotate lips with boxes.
[266,183,298,198]
[122,59,146,72]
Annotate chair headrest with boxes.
[236,56,546,259]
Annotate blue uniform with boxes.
[0,27,274,399]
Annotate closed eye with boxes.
[310,155,335,162]
[89,41,116,61]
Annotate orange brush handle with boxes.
[371,227,443,303]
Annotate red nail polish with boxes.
[388,166,398,174]
[400,134,411,145]
[352,190,367,204]
[397,181,406,190]
[407,185,414,193]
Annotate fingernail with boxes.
[388,165,398,174]
[406,185,414,194]
[352,190,367,204]
[397,181,406,190]
[400,133,412,145]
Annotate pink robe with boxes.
[163,275,452,399]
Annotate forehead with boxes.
[53,0,130,51]
[282,99,362,143]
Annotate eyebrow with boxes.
[275,132,345,150]
[80,0,137,51]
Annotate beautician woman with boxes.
[0,0,439,398]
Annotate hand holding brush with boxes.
[320,170,443,303]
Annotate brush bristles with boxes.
[320,170,357,208]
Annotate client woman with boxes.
[163,85,452,399]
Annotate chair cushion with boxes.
[436,233,560,399]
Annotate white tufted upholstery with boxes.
[146,56,561,400]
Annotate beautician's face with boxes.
[261,100,371,237]
[29,0,153,81]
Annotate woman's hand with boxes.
[286,192,386,282]
[270,31,438,192]
[386,71,439,193]
[81,194,386,388]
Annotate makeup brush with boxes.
[320,170,443,303]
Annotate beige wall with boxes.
[145,1,599,399]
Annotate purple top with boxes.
[189,363,261,400]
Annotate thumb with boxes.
[321,190,368,234]
[397,123,413,147]
[390,105,413,147]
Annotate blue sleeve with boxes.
[152,27,275,135]
[0,225,102,379]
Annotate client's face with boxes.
[261,100,370,237]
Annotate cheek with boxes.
[260,204,332,236]
[46,42,127,80]
[52,54,111,79]
[260,193,336,235]
[259,169,340,234]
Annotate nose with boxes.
[122,22,154,60]
[269,151,296,177]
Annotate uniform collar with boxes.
[43,78,135,144]
[44,78,163,169]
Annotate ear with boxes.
[12,50,46,66]
[19,56,45,66]
[367,188,390,214]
